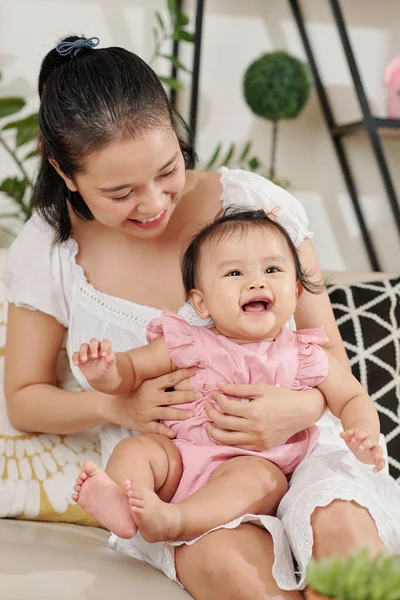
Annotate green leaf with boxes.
[158,76,183,90]
[206,143,222,170]
[172,30,195,43]
[2,113,39,147]
[160,54,189,72]
[167,0,178,18]
[0,97,25,119]
[239,140,252,162]
[0,176,28,203]
[248,156,261,171]
[155,10,165,31]
[177,12,189,27]
[221,143,235,166]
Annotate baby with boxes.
[72,207,385,543]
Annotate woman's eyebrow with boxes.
[98,152,179,193]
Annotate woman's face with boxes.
[65,127,186,238]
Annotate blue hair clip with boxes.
[55,36,100,58]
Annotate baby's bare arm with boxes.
[74,336,175,395]
[318,351,380,443]
[120,336,176,392]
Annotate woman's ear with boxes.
[49,158,78,192]
[188,289,210,319]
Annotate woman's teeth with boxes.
[135,208,166,223]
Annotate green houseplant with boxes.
[0,72,39,235]
[243,50,311,187]
[306,548,400,600]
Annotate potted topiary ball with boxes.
[243,50,311,186]
[306,548,400,599]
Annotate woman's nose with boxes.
[137,189,165,215]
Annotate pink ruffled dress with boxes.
[147,310,329,503]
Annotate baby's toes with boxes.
[74,484,82,493]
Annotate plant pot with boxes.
[305,589,332,600]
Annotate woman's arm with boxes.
[296,238,350,370]
[5,304,195,435]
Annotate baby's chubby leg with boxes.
[72,433,182,539]
[128,455,288,543]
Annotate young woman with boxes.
[4,36,398,599]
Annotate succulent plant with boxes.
[306,548,400,599]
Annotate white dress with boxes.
[4,167,400,591]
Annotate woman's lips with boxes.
[129,206,168,229]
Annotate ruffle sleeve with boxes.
[146,309,201,369]
[3,214,75,327]
[219,167,312,247]
[293,328,329,390]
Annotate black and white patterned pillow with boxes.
[328,277,400,482]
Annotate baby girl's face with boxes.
[189,228,300,343]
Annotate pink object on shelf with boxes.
[384,57,400,119]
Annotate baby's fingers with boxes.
[89,338,102,359]
[100,339,113,357]
[73,342,90,365]
[372,447,386,472]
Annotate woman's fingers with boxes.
[156,367,197,390]
[209,391,249,417]
[217,382,263,399]
[147,420,176,439]
[158,407,193,421]
[163,390,199,405]
[205,401,248,432]
[205,422,251,446]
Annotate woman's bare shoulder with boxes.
[184,169,223,213]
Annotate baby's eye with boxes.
[226,270,242,277]
[265,267,279,274]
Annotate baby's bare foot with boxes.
[124,480,183,543]
[72,460,137,539]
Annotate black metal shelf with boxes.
[173,0,399,271]
[332,118,400,138]
[289,0,400,271]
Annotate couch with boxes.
[0,253,398,600]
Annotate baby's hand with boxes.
[340,429,386,473]
[72,338,121,392]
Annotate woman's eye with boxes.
[265,267,279,274]
[226,270,242,277]
[159,167,177,179]
[111,190,133,202]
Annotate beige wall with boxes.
[1,0,400,272]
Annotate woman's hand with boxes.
[105,367,197,437]
[205,382,325,451]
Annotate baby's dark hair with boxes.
[181,206,325,299]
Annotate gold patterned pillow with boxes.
[0,281,102,525]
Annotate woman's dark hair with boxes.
[35,35,197,242]
[181,206,325,299]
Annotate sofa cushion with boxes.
[328,276,400,481]
[0,519,190,599]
